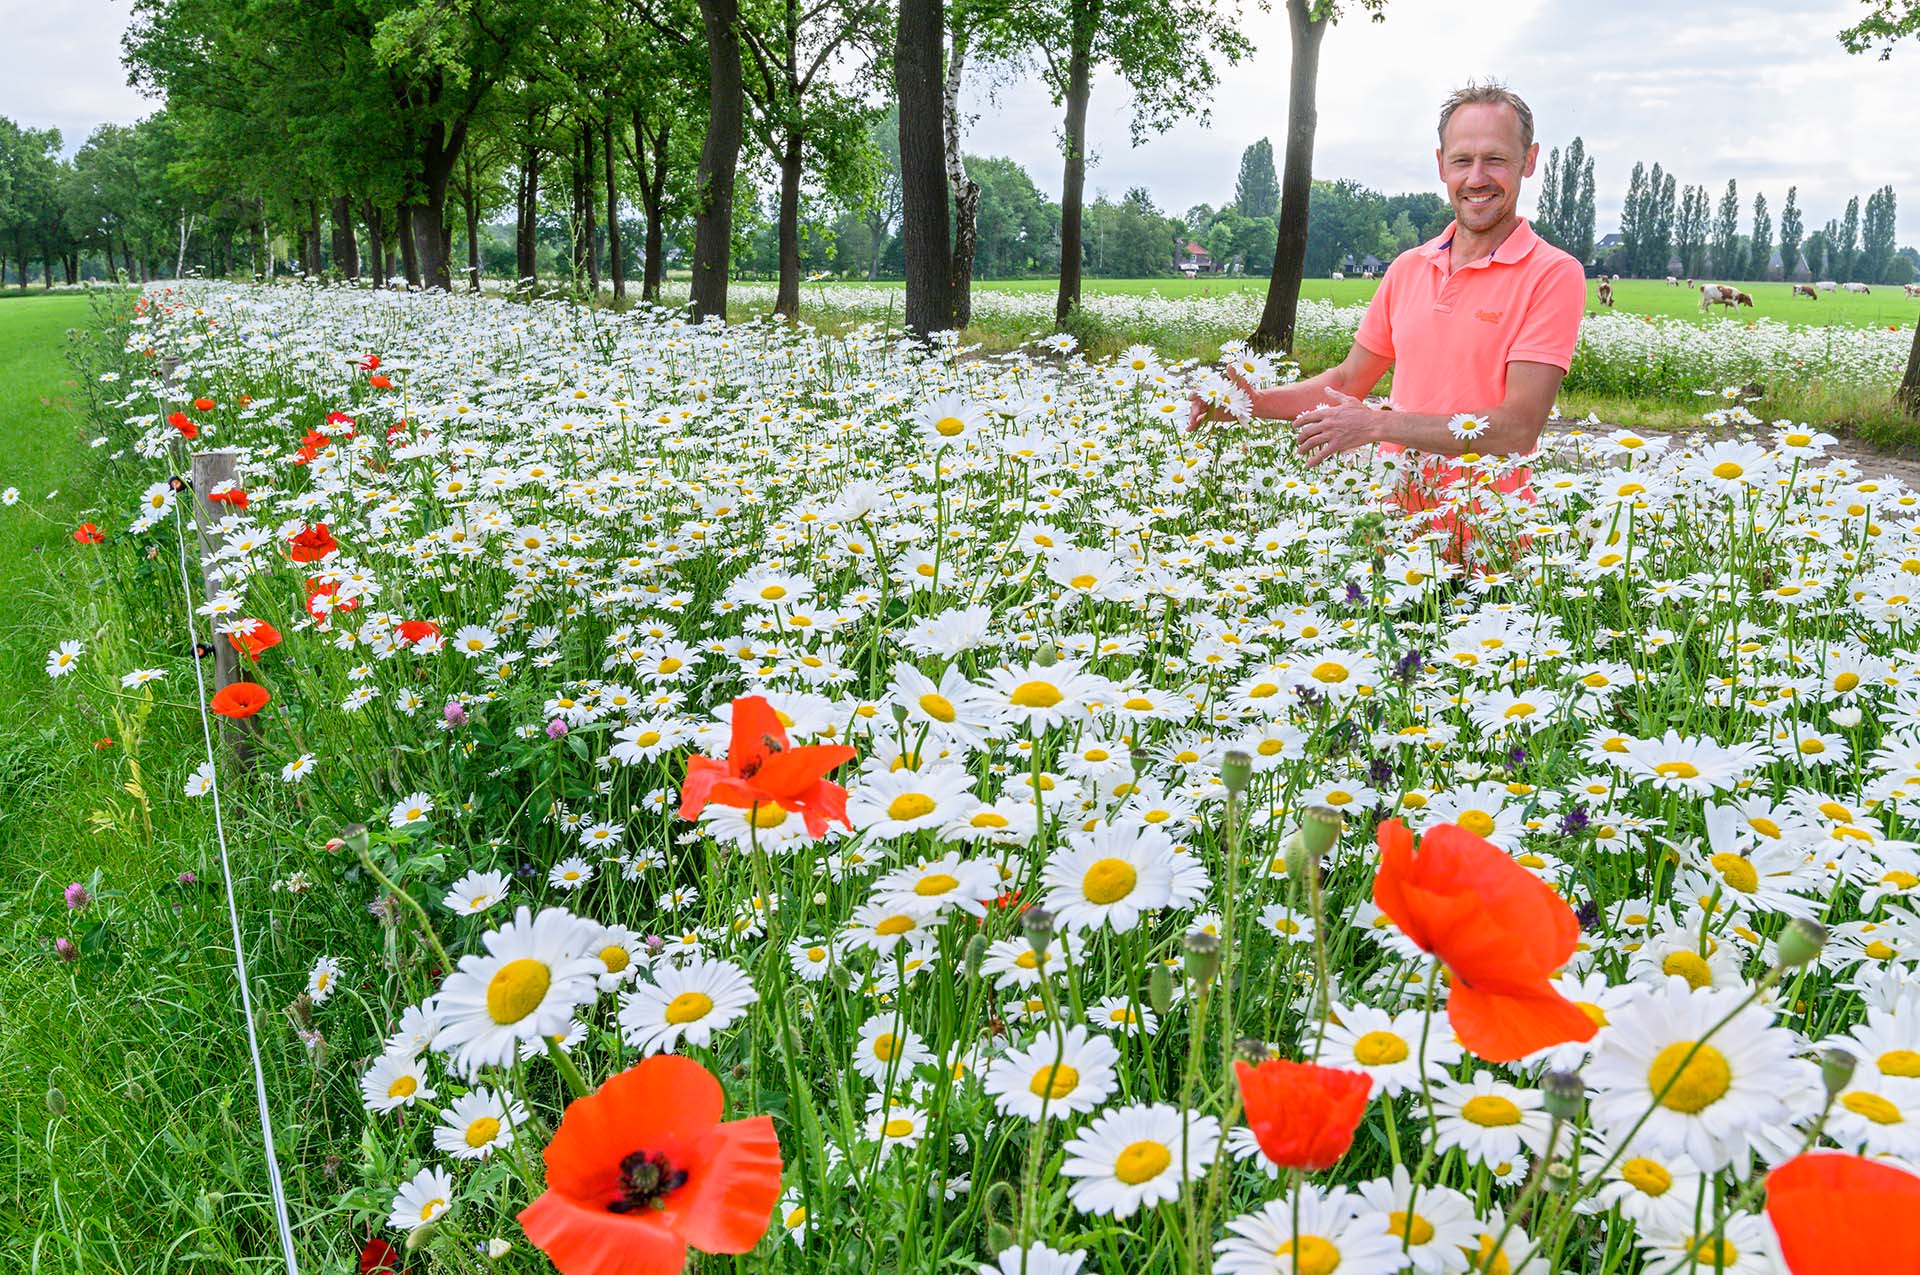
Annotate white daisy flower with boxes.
[1059,1102,1218,1219]
[618,958,758,1055]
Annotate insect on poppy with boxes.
[678,694,855,837]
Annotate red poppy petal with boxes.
[750,744,856,800]
[1447,979,1597,1063]
[519,1188,688,1275]
[677,756,730,819]
[727,696,787,775]
[1370,819,1421,942]
[542,1056,724,1201]
[1767,1153,1920,1275]
[666,1114,783,1255]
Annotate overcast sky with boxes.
[4,0,1916,244]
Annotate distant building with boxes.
[1177,240,1214,276]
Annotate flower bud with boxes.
[1221,749,1253,795]
[1148,963,1174,1017]
[45,1086,66,1116]
[1033,642,1058,667]
[1283,830,1313,883]
[340,823,370,856]
[1545,1159,1577,1193]
[1183,928,1221,987]
[487,1238,512,1260]
[1777,918,1827,969]
[1821,1047,1858,1097]
[1541,1069,1586,1121]
[1234,1037,1270,1064]
[889,701,910,726]
[963,933,989,981]
[406,1220,440,1252]
[1831,706,1863,730]
[1022,907,1055,959]
[1300,804,1344,858]
[53,936,77,963]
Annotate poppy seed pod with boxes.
[1821,1047,1858,1097]
[1220,749,1252,795]
[1777,917,1827,968]
[1033,642,1058,667]
[1022,906,1056,959]
[1183,928,1221,987]
[340,823,371,856]
[1540,1069,1586,1121]
[1300,804,1344,857]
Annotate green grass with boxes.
[0,291,339,1273]
[806,275,1919,329]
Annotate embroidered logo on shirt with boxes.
[1474,309,1503,323]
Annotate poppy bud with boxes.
[889,701,909,726]
[1821,1048,1858,1097]
[963,933,988,981]
[1301,804,1344,857]
[1235,1037,1270,1064]
[1777,918,1826,968]
[1283,830,1314,883]
[1022,907,1055,959]
[405,1220,439,1252]
[45,1086,66,1116]
[1033,642,1058,667]
[1148,963,1174,1017]
[1541,1069,1586,1121]
[341,823,370,857]
[1220,749,1252,795]
[1183,928,1221,987]
[983,1181,1016,1253]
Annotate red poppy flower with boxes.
[209,488,249,509]
[73,523,104,544]
[1233,1058,1371,1171]
[519,1054,782,1275]
[1767,1152,1920,1274]
[193,397,216,411]
[228,619,283,662]
[1372,819,1596,1062]
[305,577,358,622]
[210,682,270,718]
[289,524,338,563]
[358,1235,407,1274]
[168,411,198,439]
[361,355,381,371]
[678,695,854,837]
[368,373,393,389]
[395,619,440,644]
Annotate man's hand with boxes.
[1293,387,1379,465]
[1186,364,1258,432]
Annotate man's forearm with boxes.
[1371,407,1543,457]
[1251,367,1354,419]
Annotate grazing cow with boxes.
[1331,271,1345,281]
[1815,280,1838,293]
[1905,283,1920,299]
[1362,269,1376,281]
[1792,283,1819,300]
[1842,282,1872,295]
[1665,275,1680,286]
[1686,278,1695,290]
[1700,283,1755,312]
[1598,280,1615,307]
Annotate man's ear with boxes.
[1521,142,1539,179]
[1434,146,1445,181]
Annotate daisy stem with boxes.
[355,842,454,979]
[542,1035,590,1101]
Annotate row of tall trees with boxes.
[1605,166,1907,284]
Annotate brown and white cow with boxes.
[1905,283,1920,299]
[1598,280,1615,307]
[1700,284,1755,312]
[1792,284,1819,300]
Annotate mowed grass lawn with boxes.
[0,292,328,1272]
[818,274,1919,329]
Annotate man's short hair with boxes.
[1437,80,1534,151]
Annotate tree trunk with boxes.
[516,147,541,284]
[604,117,624,303]
[897,0,954,336]
[1250,0,1328,353]
[1900,320,1920,418]
[307,199,325,274]
[944,23,979,328]
[462,150,482,292]
[692,0,744,320]
[44,255,53,289]
[638,113,667,303]
[1053,12,1095,327]
[331,196,361,280]
[582,122,600,293]
[362,200,386,287]
[410,117,469,291]
[774,131,804,318]
[255,195,268,280]
[398,204,420,286]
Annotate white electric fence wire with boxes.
[172,499,302,1274]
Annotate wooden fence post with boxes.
[188,447,258,774]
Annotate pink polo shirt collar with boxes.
[1415,216,1543,275]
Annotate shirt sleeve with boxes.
[1507,255,1587,371]
[1352,255,1401,360]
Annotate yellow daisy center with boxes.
[1010,680,1063,709]
[918,693,956,722]
[1029,1063,1081,1099]
[1842,1091,1903,1125]
[1648,1041,1731,1112]
[1461,1095,1522,1126]
[485,958,551,1025]
[1661,951,1713,990]
[664,991,714,1024]
[887,793,936,822]
[915,873,959,896]
[465,1116,501,1148]
[1353,1030,1409,1066]
[1620,1157,1673,1195]
[1457,810,1496,838]
[1113,1140,1172,1185]
[1274,1237,1339,1275]
[1082,858,1139,904]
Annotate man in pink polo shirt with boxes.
[1192,81,1586,544]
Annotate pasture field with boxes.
[809,275,1918,329]
[9,278,1920,1274]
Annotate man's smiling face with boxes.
[1436,102,1538,235]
